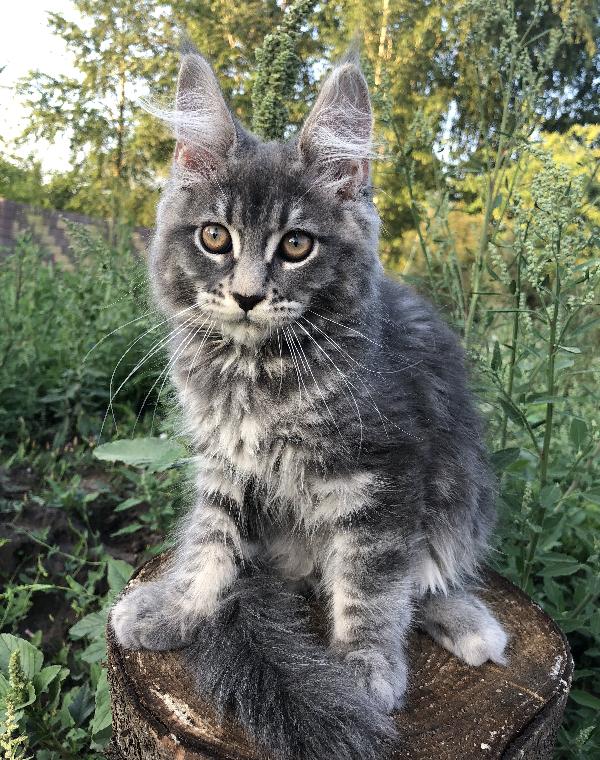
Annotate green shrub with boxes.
[0,227,164,448]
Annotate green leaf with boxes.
[91,670,112,745]
[69,610,108,641]
[538,560,583,577]
[107,558,134,594]
[111,523,143,537]
[583,490,600,506]
[570,690,600,710]
[525,394,568,405]
[94,437,185,469]
[0,634,43,679]
[498,397,527,428]
[0,672,10,702]
[557,345,582,354]
[486,264,500,281]
[540,484,561,510]
[542,577,564,609]
[114,496,143,512]
[491,340,502,371]
[571,316,600,337]
[80,638,107,664]
[33,664,63,695]
[570,418,588,451]
[554,356,575,373]
[68,682,95,725]
[490,447,521,472]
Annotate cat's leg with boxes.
[111,466,249,651]
[322,526,414,711]
[418,588,508,666]
[266,531,318,596]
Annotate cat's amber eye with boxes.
[278,230,314,263]
[197,224,233,254]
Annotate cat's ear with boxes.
[172,52,236,174]
[298,60,373,199]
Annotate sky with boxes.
[1,1,77,172]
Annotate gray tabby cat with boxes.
[111,49,508,759]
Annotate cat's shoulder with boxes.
[380,275,452,334]
[378,275,467,382]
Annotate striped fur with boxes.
[110,48,507,759]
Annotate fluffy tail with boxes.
[183,569,396,760]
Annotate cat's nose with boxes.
[232,293,265,313]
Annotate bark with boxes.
[106,555,572,759]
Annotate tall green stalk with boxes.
[251,0,316,140]
[500,230,527,449]
[522,245,562,587]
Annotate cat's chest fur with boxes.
[176,351,315,490]
[173,343,373,523]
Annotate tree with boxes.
[0,156,47,206]
[18,0,179,226]
[15,0,325,226]
[316,0,598,259]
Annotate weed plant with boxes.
[0,230,188,757]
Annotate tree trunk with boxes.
[106,554,572,759]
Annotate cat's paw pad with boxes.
[110,582,186,652]
[444,617,508,667]
[343,649,406,712]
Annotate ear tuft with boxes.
[143,52,236,176]
[299,61,373,199]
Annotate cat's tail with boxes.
[183,569,396,760]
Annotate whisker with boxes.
[301,316,423,441]
[83,310,153,363]
[276,328,284,399]
[308,308,386,349]
[183,321,215,406]
[301,316,421,376]
[291,321,347,449]
[282,327,303,408]
[99,303,201,439]
[294,322,364,457]
[150,317,210,433]
[133,315,210,434]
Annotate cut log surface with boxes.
[106,555,573,760]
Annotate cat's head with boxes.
[150,50,381,345]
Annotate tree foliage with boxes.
[8,0,599,230]
[17,0,179,225]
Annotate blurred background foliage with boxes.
[0,0,599,757]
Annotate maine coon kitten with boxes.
[111,49,508,759]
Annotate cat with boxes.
[110,47,508,760]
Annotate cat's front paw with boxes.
[110,581,189,651]
[343,649,407,712]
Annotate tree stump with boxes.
[106,554,572,760]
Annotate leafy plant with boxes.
[251,0,317,140]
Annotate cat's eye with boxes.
[278,230,314,263]
[196,224,233,254]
